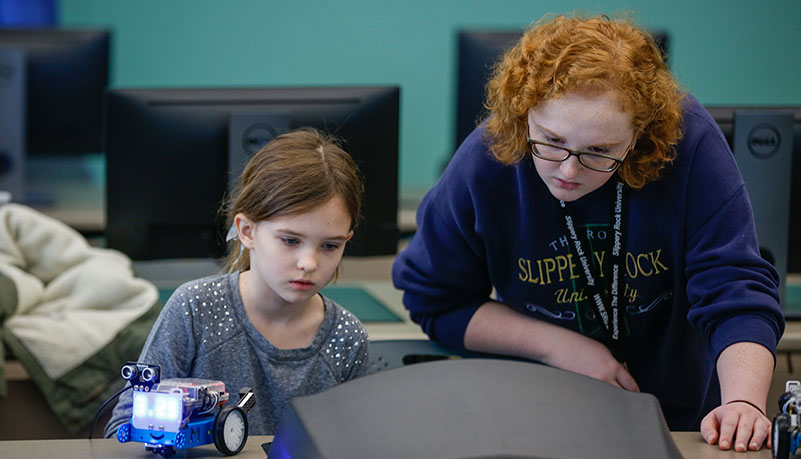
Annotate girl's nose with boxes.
[560,154,582,179]
[297,249,318,273]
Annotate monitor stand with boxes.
[733,110,794,306]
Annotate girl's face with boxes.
[527,90,636,202]
[237,195,353,309]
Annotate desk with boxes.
[23,154,105,234]
[779,321,801,352]
[0,433,772,458]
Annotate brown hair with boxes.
[222,127,363,272]
[485,13,684,189]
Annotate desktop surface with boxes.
[0,434,770,458]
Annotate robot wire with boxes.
[88,384,133,440]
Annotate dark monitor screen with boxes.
[454,29,669,152]
[455,30,521,153]
[104,86,400,260]
[705,106,801,276]
[0,28,109,204]
[0,28,109,154]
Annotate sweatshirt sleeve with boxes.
[684,184,785,361]
[392,130,496,349]
[681,107,784,361]
[103,284,197,438]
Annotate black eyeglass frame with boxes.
[527,138,629,173]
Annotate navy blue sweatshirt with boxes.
[392,95,784,430]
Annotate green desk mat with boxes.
[787,283,801,314]
[157,285,401,323]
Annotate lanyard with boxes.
[556,180,629,361]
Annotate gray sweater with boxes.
[104,271,370,437]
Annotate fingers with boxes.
[596,372,625,390]
[732,418,753,452]
[729,408,769,451]
[747,417,770,451]
[767,416,772,449]
[709,405,769,451]
[732,415,770,452]
[700,412,720,445]
[717,413,738,450]
[617,367,639,392]
[597,364,637,391]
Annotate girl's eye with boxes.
[545,135,563,144]
[281,237,300,246]
[588,146,610,154]
[322,242,341,251]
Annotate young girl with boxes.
[105,127,370,437]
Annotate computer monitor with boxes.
[0,28,110,201]
[104,86,400,260]
[454,29,669,153]
[454,30,522,155]
[705,106,801,277]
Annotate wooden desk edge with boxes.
[0,433,771,458]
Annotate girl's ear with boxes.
[235,213,256,250]
[346,230,354,241]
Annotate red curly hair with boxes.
[485,13,684,189]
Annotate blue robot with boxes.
[115,362,255,457]
[773,380,801,459]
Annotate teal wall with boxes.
[60,0,801,203]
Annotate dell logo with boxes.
[747,124,781,159]
[242,124,279,155]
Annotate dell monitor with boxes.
[454,30,522,155]
[0,28,110,201]
[704,106,800,315]
[104,86,400,260]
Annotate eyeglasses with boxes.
[527,139,629,172]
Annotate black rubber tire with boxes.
[773,413,791,459]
